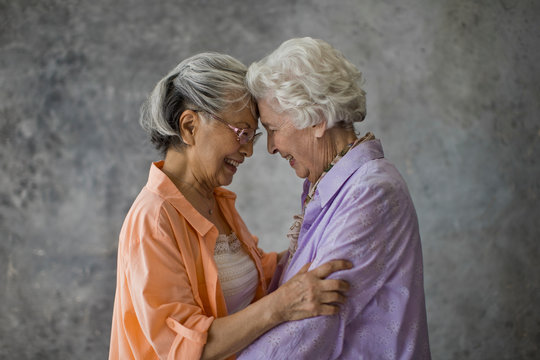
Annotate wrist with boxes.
[263,291,286,326]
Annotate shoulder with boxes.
[343,158,411,201]
[131,186,178,219]
[120,187,182,245]
[323,159,416,228]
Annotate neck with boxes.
[331,127,358,156]
[162,149,214,200]
[309,127,357,183]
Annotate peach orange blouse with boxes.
[109,161,277,360]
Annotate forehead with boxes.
[257,98,290,127]
[221,101,258,128]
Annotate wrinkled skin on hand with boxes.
[271,260,352,322]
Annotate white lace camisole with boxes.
[213,232,259,314]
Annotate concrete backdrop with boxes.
[1,0,539,359]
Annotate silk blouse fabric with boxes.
[109,161,277,360]
[239,139,431,360]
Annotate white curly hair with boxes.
[246,37,366,129]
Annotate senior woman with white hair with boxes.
[108,52,352,360]
[239,38,431,359]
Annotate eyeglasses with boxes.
[201,111,262,145]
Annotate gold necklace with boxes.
[206,197,216,215]
[191,188,216,216]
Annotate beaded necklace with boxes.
[303,138,359,211]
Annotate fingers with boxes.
[319,291,347,305]
[287,303,340,321]
[310,259,352,278]
[277,260,352,322]
[303,292,346,319]
[297,261,313,274]
[320,278,350,293]
[317,304,340,316]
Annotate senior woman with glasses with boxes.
[108,52,351,360]
[238,38,431,359]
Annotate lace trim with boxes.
[213,232,259,313]
[214,233,243,255]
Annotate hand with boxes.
[271,260,352,322]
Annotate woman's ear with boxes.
[313,119,328,138]
[178,110,199,146]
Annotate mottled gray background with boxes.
[1,0,539,359]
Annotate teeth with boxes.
[286,155,293,161]
[225,158,239,167]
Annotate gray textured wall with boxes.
[1,0,539,359]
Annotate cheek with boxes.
[214,137,239,157]
[276,132,295,150]
[290,132,309,157]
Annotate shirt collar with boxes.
[307,139,385,208]
[145,161,236,237]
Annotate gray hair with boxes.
[140,52,252,154]
[246,37,366,129]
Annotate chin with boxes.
[294,169,309,180]
[221,177,234,187]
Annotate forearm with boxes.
[201,293,281,360]
[201,259,351,360]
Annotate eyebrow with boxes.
[235,121,259,129]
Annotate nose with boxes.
[267,133,278,155]
[240,141,254,158]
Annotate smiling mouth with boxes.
[225,158,240,167]
[285,155,295,166]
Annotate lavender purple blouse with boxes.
[239,139,431,359]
